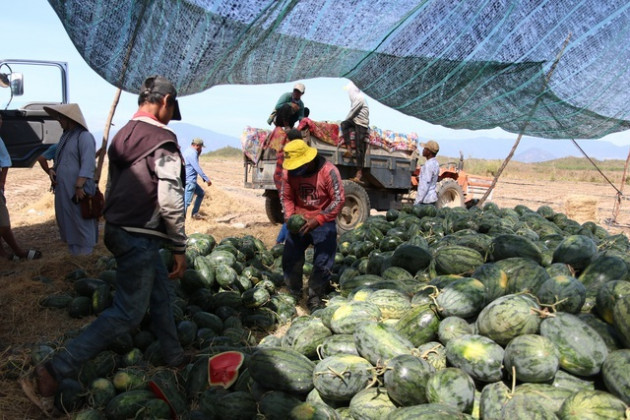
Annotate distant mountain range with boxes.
[95,123,629,163]
[432,136,629,162]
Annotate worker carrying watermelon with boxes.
[415,140,440,205]
[280,134,345,313]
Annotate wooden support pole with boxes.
[94,88,122,183]
[611,147,630,223]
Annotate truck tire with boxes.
[265,191,284,224]
[337,180,370,233]
[436,179,465,208]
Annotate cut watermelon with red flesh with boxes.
[149,380,177,420]
[209,351,245,388]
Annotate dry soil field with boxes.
[0,156,628,418]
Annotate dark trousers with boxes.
[341,120,368,168]
[282,221,337,298]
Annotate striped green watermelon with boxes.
[214,390,258,420]
[282,316,332,359]
[290,401,341,419]
[479,381,511,420]
[475,294,542,345]
[425,367,475,414]
[313,354,375,402]
[551,369,595,392]
[318,334,360,358]
[500,394,558,419]
[388,403,473,419]
[365,289,411,319]
[503,334,559,383]
[435,277,487,319]
[535,275,586,313]
[613,294,630,347]
[417,341,447,370]
[434,245,484,275]
[596,280,630,324]
[559,389,627,420]
[514,382,573,414]
[258,391,302,419]
[471,263,508,301]
[394,304,440,346]
[445,334,504,383]
[579,255,629,295]
[437,316,474,345]
[495,257,550,295]
[327,301,382,334]
[540,312,608,377]
[384,354,435,406]
[491,234,543,264]
[601,349,630,404]
[105,390,156,420]
[353,322,414,365]
[349,387,396,419]
[389,244,432,275]
[552,234,598,272]
[248,347,315,394]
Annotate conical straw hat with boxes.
[43,103,88,131]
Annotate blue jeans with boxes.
[49,224,183,379]
[184,182,205,216]
[282,221,337,298]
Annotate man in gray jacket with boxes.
[22,76,189,413]
[341,81,370,182]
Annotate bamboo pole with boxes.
[476,33,571,207]
[94,88,122,183]
[611,147,630,223]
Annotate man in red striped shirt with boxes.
[280,136,345,313]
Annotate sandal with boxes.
[9,249,42,261]
[19,370,55,417]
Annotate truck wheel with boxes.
[337,180,370,233]
[436,179,465,208]
[265,191,284,224]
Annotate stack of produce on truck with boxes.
[33,201,630,419]
[242,120,494,233]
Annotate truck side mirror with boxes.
[10,73,24,96]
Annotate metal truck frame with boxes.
[0,59,68,167]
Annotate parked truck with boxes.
[243,125,493,232]
[0,59,69,167]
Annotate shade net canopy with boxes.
[49,0,630,139]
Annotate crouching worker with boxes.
[281,135,345,313]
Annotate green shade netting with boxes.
[49,0,630,139]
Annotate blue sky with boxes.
[2,0,629,148]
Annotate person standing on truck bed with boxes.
[269,82,306,128]
[415,140,440,206]
[183,137,212,220]
[280,138,345,313]
[341,81,370,183]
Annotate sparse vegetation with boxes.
[203,147,628,185]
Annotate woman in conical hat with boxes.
[43,103,98,255]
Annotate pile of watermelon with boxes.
[34,202,630,419]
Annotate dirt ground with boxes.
[0,156,629,418]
